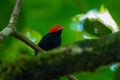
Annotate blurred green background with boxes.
[0,0,120,80]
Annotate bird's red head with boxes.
[49,24,63,33]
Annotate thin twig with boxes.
[0,0,44,52]
[9,0,44,53]
[12,31,44,52]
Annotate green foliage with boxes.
[75,66,114,80]
[114,66,120,80]
[0,0,14,31]
[0,0,120,80]
[104,0,120,27]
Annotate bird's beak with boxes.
[58,26,63,30]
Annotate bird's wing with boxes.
[38,33,61,50]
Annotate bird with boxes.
[34,24,63,55]
[34,25,77,80]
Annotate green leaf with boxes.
[84,18,112,37]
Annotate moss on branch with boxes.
[1,31,120,80]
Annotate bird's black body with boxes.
[34,30,62,55]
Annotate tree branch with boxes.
[9,0,22,25]
[0,0,44,53]
[1,31,120,80]
[0,0,22,42]
[12,31,45,52]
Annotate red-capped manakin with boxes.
[34,24,62,80]
[34,25,77,80]
[34,24,63,55]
